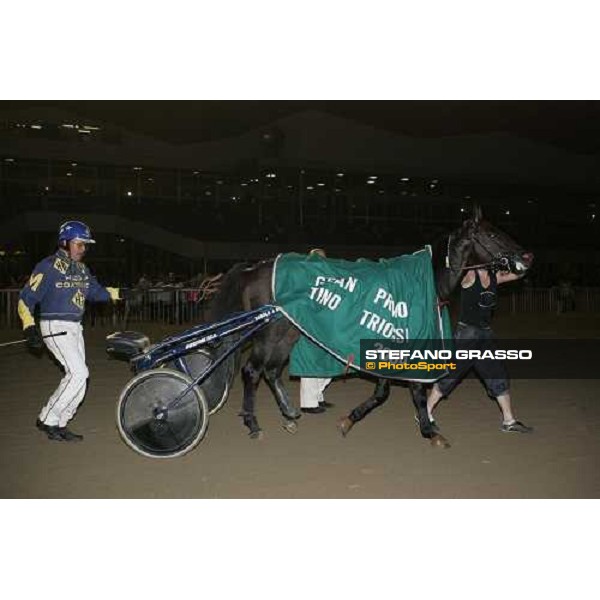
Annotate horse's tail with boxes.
[205,262,253,385]
[205,262,251,322]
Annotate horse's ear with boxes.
[472,203,483,223]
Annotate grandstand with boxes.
[1,106,599,287]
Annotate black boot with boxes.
[58,427,84,442]
[36,419,83,442]
[45,425,68,442]
[36,418,61,440]
[301,406,326,414]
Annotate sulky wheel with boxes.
[117,368,209,459]
[165,348,233,415]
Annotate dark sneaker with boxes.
[36,418,47,432]
[319,400,335,409]
[501,420,533,433]
[58,427,84,442]
[301,406,326,414]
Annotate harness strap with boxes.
[343,353,355,376]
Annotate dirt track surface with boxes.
[1,314,599,498]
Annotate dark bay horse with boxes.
[207,206,533,445]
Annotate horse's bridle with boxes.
[445,231,516,273]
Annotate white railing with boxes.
[496,287,600,314]
[2,287,600,329]
[0,288,211,330]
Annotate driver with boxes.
[18,220,121,442]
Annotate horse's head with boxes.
[458,204,534,274]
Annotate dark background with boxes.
[1,100,599,290]
[4,100,600,152]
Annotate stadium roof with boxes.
[1,106,599,191]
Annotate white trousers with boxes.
[300,377,332,408]
[39,320,89,428]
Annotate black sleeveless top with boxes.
[458,270,498,329]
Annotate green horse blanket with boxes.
[272,247,452,382]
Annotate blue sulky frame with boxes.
[130,305,282,411]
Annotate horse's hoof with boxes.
[430,434,450,449]
[337,417,354,438]
[282,420,298,434]
[249,430,264,440]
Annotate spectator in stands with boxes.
[136,273,152,291]
[557,279,575,314]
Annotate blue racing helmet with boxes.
[58,220,96,244]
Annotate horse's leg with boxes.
[337,378,390,437]
[410,383,450,448]
[257,323,301,427]
[263,362,301,433]
[241,355,264,439]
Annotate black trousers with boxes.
[436,322,510,398]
